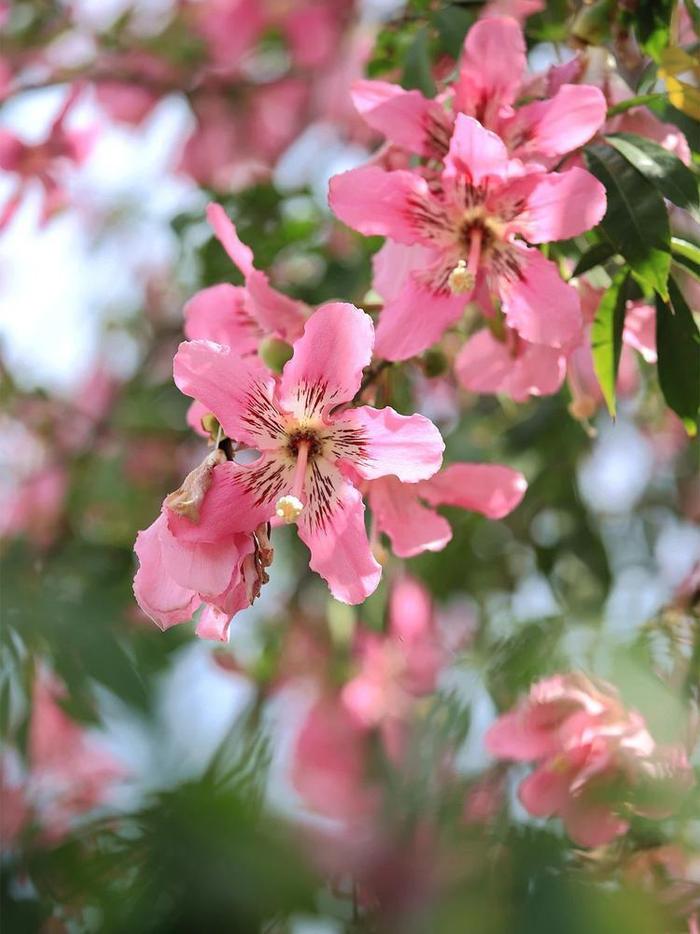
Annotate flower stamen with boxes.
[275,439,310,523]
[448,226,483,295]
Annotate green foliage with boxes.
[655,278,700,435]
[605,133,699,210]
[591,270,633,418]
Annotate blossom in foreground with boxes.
[1,673,123,846]
[135,301,444,616]
[367,463,527,558]
[330,114,606,361]
[486,673,694,847]
[351,16,605,168]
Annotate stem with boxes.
[606,92,671,116]
[354,360,392,402]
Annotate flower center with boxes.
[276,429,323,524]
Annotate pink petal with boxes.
[279,302,373,416]
[417,463,527,519]
[374,275,467,361]
[173,339,284,448]
[368,476,452,558]
[444,113,510,187]
[166,460,274,544]
[245,268,307,343]
[499,246,583,349]
[518,761,572,816]
[336,405,444,482]
[157,516,243,597]
[184,283,260,355]
[133,515,199,629]
[195,606,233,642]
[456,328,567,400]
[389,575,434,643]
[206,202,254,276]
[372,241,435,305]
[504,84,606,160]
[485,710,562,760]
[351,79,450,157]
[297,462,381,604]
[454,16,526,118]
[561,800,629,847]
[328,165,432,244]
[623,301,656,363]
[505,167,607,243]
[186,399,212,438]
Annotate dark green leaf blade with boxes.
[591,270,632,418]
[655,278,700,435]
[605,133,699,209]
[585,144,671,298]
[573,241,617,277]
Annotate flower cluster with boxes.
[486,674,694,847]
[133,205,526,638]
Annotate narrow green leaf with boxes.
[655,278,700,435]
[591,270,632,418]
[585,144,671,298]
[606,92,671,117]
[402,26,436,98]
[671,237,700,266]
[605,133,699,209]
[572,241,617,277]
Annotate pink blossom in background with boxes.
[0,85,96,230]
[1,673,124,846]
[331,113,605,362]
[486,673,694,847]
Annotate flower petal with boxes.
[456,328,567,400]
[329,165,437,244]
[369,476,452,558]
[499,246,583,349]
[351,79,451,157]
[504,84,607,161]
[454,16,526,118]
[336,405,444,482]
[174,339,284,448]
[245,269,307,343]
[157,517,243,597]
[518,761,572,817]
[417,463,527,519]
[133,515,199,629]
[206,202,254,276]
[297,460,381,604]
[184,283,260,355]
[374,274,467,361]
[279,302,373,417]
[505,168,607,243]
[444,114,511,188]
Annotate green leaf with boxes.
[671,236,700,282]
[606,92,672,117]
[591,270,632,418]
[655,278,700,435]
[585,144,671,298]
[572,241,617,277]
[402,26,436,98]
[605,133,699,209]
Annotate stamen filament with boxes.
[448,227,483,295]
[275,439,310,524]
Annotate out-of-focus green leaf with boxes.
[671,237,700,281]
[655,278,700,435]
[402,25,436,98]
[591,270,632,418]
[572,241,617,277]
[605,133,699,209]
[628,0,674,61]
[585,144,671,298]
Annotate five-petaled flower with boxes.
[330,114,606,362]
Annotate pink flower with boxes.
[330,114,605,362]
[342,576,443,730]
[136,300,444,613]
[0,85,95,229]
[351,18,605,167]
[486,674,694,847]
[367,463,527,558]
[2,673,124,845]
[456,327,568,401]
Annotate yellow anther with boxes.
[448,260,475,295]
[275,495,304,523]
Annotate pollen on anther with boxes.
[275,494,304,523]
[448,260,475,295]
